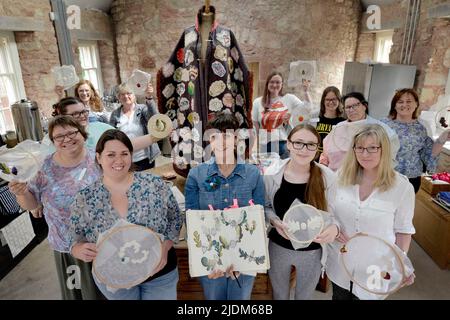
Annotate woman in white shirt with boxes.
[326,124,415,300]
[109,83,160,171]
[252,72,310,159]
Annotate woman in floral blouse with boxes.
[184,112,265,300]
[380,88,450,192]
[68,129,182,300]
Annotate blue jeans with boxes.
[94,268,179,300]
[199,274,255,300]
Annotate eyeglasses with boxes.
[344,103,362,111]
[353,146,381,153]
[66,109,89,119]
[53,130,79,142]
[289,140,319,151]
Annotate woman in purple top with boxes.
[9,116,104,300]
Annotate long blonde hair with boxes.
[338,124,396,192]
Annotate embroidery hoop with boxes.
[282,203,325,245]
[339,233,414,296]
[330,121,366,152]
[147,114,173,139]
[434,105,450,130]
[93,224,162,289]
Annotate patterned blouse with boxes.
[68,172,182,247]
[27,149,101,253]
[380,118,437,178]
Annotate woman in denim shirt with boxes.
[184,112,265,300]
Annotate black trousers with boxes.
[331,282,359,300]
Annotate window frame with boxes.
[0,30,26,134]
[373,30,394,63]
[78,40,104,95]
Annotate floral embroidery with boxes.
[184,49,194,65]
[236,94,244,107]
[216,30,231,47]
[222,93,234,108]
[179,97,190,111]
[209,98,223,112]
[180,127,192,141]
[162,84,175,98]
[187,112,200,125]
[177,112,186,126]
[212,61,226,78]
[214,45,227,61]
[176,83,185,96]
[189,66,198,81]
[166,109,176,120]
[162,63,175,78]
[227,57,234,74]
[204,176,221,191]
[191,128,200,142]
[209,80,226,97]
[165,97,176,109]
[176,48,184,64]
[184,30,197,47]
[188,82,195,96]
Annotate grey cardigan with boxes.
[109,98,161,164]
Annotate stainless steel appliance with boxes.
[11,99,44,142]
[342,62,417,120]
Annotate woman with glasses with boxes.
[9,116,104,300]
[315,86,345,155]
[263,124,339,300]
[109,83,160,171]
[55,80,110,123]
[184,112,265,300]
[252,71,311,159]
[380,88,450,193]
[68,130,182,300]
[326,124,415,300]
[319,92,399,171]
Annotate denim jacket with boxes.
[184,158,265,211]
[109,98,160,163]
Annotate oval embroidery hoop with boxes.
[282,203,324,244]
[331,122,366,153]
[339,232,409,296]
[93,224,162,289]
[147,114,173,139]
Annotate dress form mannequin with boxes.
[199,11,214,62]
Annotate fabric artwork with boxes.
[157,9,253,177]
[0,211,35,257]
[186,205,269,277]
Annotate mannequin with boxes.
[199,8,214,62]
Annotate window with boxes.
[374,30,394,63]
[78,41,104,94]
[0,31,26,135]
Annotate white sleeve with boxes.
[252,98,262,124]
[393,180,416,234]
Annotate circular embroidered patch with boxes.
[222,93,234,108]
[184,30,198,47]
[209,80,226,97]
[189,66,198,81]
[187,112,200,125]
[236,94,244,107]
[234,67,244,82]
[162,84,175,98]
[209,98,223,112]
[180,127,192,141]
[214,45,227,62]
[185,49,194,65]
[162,63,175,78]
[177,112,186,126]
[176,83,185,96]
[179,97,190,111]
[165,97,176,109]
[216,30,231,47]
[176,48,184,64]
[212,61,226,78]
[227,57,234,73]
[166,109,176,120]
[191,128,200,142]
[188,82,195,96]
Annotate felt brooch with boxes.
[204,176,221,191]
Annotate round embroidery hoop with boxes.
[93,224,162,289]
[339,233,414,296]
[330,121,366,152]
[434,105,450,130]
[147,114,173,139]
[282,203,325,244]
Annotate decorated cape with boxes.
[157,6,253,177]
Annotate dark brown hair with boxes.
[74,80,103,112]
[388,88,419,119]
[262,71,284,112]
[287,124,327,211]
[51,97,83,117]
[206,111,240,132]
[319,86,343,117]
[95,129,135,171]
[48,115,88,142]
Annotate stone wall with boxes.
[111,0,361,103]
[0,0,60,116]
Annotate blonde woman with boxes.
[326,124,415,300]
